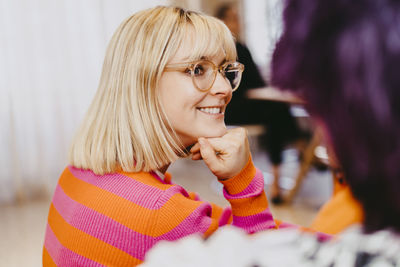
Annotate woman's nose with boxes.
[209,71,232,97]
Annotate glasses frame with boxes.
[164,59,244,92]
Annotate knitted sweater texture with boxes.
[43,159,277,266]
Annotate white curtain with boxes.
[243,0,283,80]
[0,0,168,204]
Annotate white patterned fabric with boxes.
[143,225,400,267]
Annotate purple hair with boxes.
[272,0,400,233]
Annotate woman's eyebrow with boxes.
[202,56,227,65]
[174,56,228,65]
[173,56,204,63]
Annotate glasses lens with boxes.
[224,63,242,91]
[192,61,216,91]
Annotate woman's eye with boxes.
[193,65,204,76]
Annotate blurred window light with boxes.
[243,0,284,79]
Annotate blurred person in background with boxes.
[216,3,310,204]
[143,0,400,265]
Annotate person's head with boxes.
[69,6,240,175]
[272,0,400,232]
[215,3,240,38]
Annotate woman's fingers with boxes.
[198,138,223,171]
[190,142,201,154]
[190,142,202,160]
[191,152,202,160]
[197,127,251,179]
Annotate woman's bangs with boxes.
[182,16,237,62]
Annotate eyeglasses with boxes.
[164,59,244,92]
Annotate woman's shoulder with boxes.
[63,165,172,187]
[59,166,177,204]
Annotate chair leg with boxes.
[286,126,323,203]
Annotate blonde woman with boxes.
[43,6,282,266]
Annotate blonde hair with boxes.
[69,6,237,175]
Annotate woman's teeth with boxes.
[198,107,221,114]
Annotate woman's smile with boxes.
[158,34,232,147]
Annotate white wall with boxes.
[243,0,283,80]
[0,0,168,203]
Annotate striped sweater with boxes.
[43,158,278,266]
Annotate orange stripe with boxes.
[204,219,219,237]
[310,186,363,234]
[203,203,226,237]
[210,203,224,220]
[42,247,56,267]
[274,219,283,229]
[60,170,203,237]
[220,156,256,195]
[228,193,268,217]
[188,192,199,200]
[163,172,172,184]
[48,204,140,266]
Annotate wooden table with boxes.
[246,86,305,104]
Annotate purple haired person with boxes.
[143,0,400,266]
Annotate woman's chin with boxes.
[201,127,227,139]
[181,126,228,147]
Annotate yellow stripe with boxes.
[48,204,140,266]
[60,169,202,237]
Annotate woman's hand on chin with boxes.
[190,127,250,180]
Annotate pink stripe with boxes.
[68,166,189,209]
[223,168,264,199]
[191,192,201,201]
[156,202,212,242]
[52,184,154,260]
[218,207,232,226]
[277,221,296,229]
[52,184,213,260]
[316,231,332,241]
[153,185,190,208]
[232,208,276,233]
[149,171,165,183]
[44,224,104,266]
